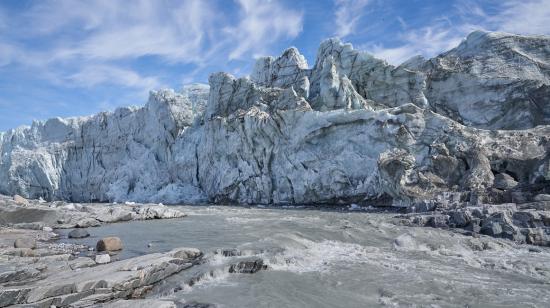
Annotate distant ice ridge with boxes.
[1,31,549,205]
[0,86,209,204]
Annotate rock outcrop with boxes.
[0,245,202,307]
[0,31,549,208]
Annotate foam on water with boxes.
[261,234,378,273]
[98,205,550,307]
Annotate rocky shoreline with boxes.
[0,194,206,307]
[1,192,550,306]
[395,193,550,248]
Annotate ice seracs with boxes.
[0,31,549,208]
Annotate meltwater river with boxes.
[61,205,550,307]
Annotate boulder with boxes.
[75,218,100,228]
[465,218,482,234]
[534,194,550,202]
[480,221,503,236]
[480,212,523,241]
[171,247,202,260]
[493,173,518,190]
[215,248,241,257]
[228,259,267,274]
[17,248,36,257]
[524,228,550,246]
[96,237,123,252]
[95,254,111,264]
[0,267,41,284]
[13,195,29,206]
[427,215,450,228]
[69,257,96,270]
[12,222,44,230]
[449,211,472,228]
[68,229,90,238]
[14,238,37,249]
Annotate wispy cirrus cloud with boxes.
[361,0,550,65]
[0,0,215,92]
[67,65,161,90]
[0,0,304,88]
[485,0,550,34]
[363,20,464,65]
[333,0,372,38]
[37,0,213,63]
[226,0,303,60]
[0,0,305,130]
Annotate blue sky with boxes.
[1,0,549,131]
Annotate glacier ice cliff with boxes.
[1,30,549,206]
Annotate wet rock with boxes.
[171,247,202,260]
[96,237,123,252]
[17,248,36,257]
[103,299,178,308]
[0,288,31,307]
[480,212,524,242]
[12,222,44,230]
[14,238,36,249]
[523,228,550,246]
[427,215,450,228]
[449,211,472,228]
[75,218,100,228]
[68,229,90,238]
[534,194,550,202]
[228,259,267,274]
[95,208,134,223]
[0,267,41,284]
[512,211,541,228]
[481,221,503,236]
[69,257,96,270]
[465,218,482,234]
[215,248,241,257]
[4,247,197,306]
[493,173,518,190]
[95,254,111,264]
[517,201,550,211]
[182,302,217,308]
[13,195,29,206]
[134,206,187,220]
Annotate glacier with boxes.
[0,30,549,206]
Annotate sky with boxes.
[0,0,549,131]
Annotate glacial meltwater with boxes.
[60,205,550,307]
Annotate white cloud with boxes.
[226,0,303,60]
[362,22,464,65]
[0,0,305,93]
[67,65,161,90]
[363,0,550,65]
[491,0,550,35]
[25,0,213,63]
[333,0,371,38]
[0,43,15,67]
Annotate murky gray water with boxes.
[60,205,550,307]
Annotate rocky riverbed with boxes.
[396,193,550,247]
[0,194,205,307]
[1,194,550,307]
